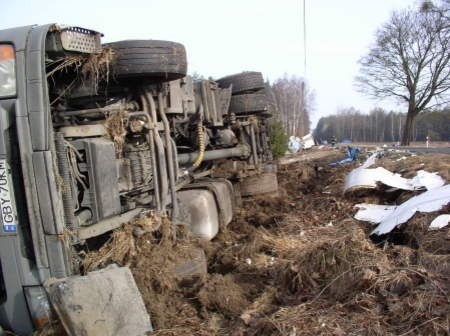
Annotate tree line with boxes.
[266,74,313,137]
[314,107,450,143]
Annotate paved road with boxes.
[350,143,450,154]
[279,146,450,166]
[402,147,450,154]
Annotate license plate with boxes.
[0,159,16,233]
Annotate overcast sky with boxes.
[2,0,417,127]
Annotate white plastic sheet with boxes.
[361,152,379,169]
[369,185,450,235]
[288,134,316,153]
[301,133,315,149]
[410,170,446,191]
[288,136,301,153]
[344,153,445,192]
[429,214,450,230]
[354,204,396,224]
[345,167,414,191]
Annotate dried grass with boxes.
[237,151,450,336]
[80,47,114,94]
[74,150,449,335]
[105,108,127,154]
[33,320,66,336]
[197,274,251,318]
[82,211,163,272]
[272,225,391,300]
[46,46,115,104]
[81,213,211,332]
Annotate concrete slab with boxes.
[44,265,152,336]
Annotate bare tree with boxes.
[268,75,314,136]
[356,2,449,145]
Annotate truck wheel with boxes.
[216,72,265,94]
[108,40,187,82]
[229,92,268,115]
[240,172,278,197]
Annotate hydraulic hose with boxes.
[192,122,205,168]
[140,94,161,211]
[146,92,169,211]
[158,92,178,219]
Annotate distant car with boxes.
[342,139,352,143]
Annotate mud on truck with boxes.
[0,24,278,334]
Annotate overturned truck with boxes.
[0,24,278,334]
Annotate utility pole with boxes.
[302,0,307,135]
[303,0,307,78]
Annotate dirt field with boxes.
[82,148,450,336]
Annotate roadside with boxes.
[279,148,339,165]
[42,149,450,335]
[351,141,450,154]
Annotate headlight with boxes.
[0,45,16,98]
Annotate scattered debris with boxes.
[358,184,450,235]
[429,214,450,230]
[410,170,446,190]
[288,134,316,153]
[288,136,302,153]
[360,151,379,168]
[348,151,449,235]
[329,146,360,166]
[344,150,446,192]
[301,133,315,149]
[354,203,396,223]
[345,166,414,191]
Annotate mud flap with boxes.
[44,265,152,336]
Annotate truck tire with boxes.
[216,72,265,94]
[240,172,278,197]
[108,40,187,81]
[229,92,268,115]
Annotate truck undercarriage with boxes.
[0,24,277,334]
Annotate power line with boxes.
[303,0,307,78]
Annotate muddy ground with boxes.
[82,148,450,336]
